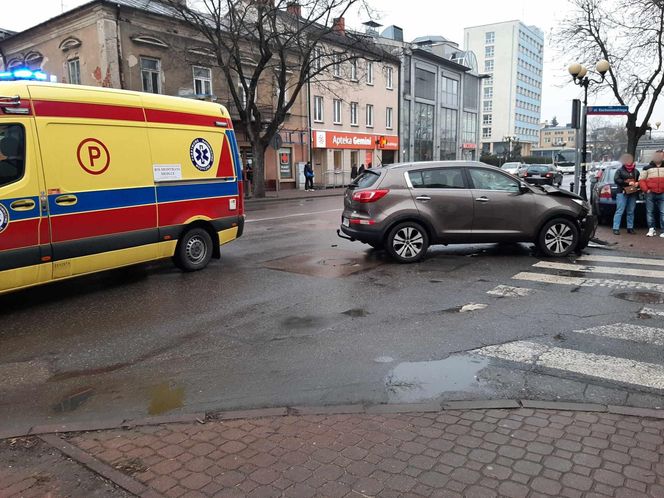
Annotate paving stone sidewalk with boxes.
[3,405,663,497]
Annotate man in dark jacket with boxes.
[613,153,640,235]
[304,162,314,191]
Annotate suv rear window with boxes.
[352,170,380,189]
[409,168,465,189]
[527,165,550,173]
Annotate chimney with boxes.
[333,17,345,35]
[286,1,301,17]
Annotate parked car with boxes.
[338,161,596,263]
[591,164,647,225]
[501,162,523,176]
[520,164,563,187]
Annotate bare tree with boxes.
[164,0,376,197]
[556,0,664,155]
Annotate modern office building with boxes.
[464,20,544,156]
[379,30,483,162]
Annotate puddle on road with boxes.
[386,355,488,403]
[613,291,664,305]
[148,383,184,415]
[342,308,370,318]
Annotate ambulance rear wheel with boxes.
[174,228,213,272]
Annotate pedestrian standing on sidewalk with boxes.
[244,162,253,198]
[612,153,640,235]
[358,163,365,176]
[304,161,314,191]
[640,150,664,237]
[350,164,358,181]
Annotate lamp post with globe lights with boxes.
[568,59,611,200]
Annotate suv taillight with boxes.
[352,189,390,203]
[599,185,612,199]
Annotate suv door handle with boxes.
[55,194,78,206]
[416,196,431,201]
[10,199,36,211]
[475,197,490,203]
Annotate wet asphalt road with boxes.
[1,194,663,433]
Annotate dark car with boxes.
[338,161,596,263]
[591,165,647,225]
[520,164,563,187]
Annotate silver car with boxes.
[338,161,596,263]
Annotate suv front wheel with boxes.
[538,218,579,257]
[386,221,429,263]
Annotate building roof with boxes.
[411,48,472,73]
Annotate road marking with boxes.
[512,272,664,293]
[247,208,342,223]
[641,307,664,317]
[487,285,533,297]
[573,323,664,347]
[578,254,664,268]
[460,303,488,312]
[474,340,664,390]
[533,261,664,280]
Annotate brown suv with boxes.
[337,161,596,263]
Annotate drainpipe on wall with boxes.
[115,4,126,89]
[306,74,313,181]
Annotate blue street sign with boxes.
[587,105,629,115]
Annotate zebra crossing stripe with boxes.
[573,323,664,347]
[533,261,664,280]
[474,340,664,390]
[512,272,664,293]
[577,255,664,268]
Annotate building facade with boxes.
[309,21,400,187]
[540,124,577,149]
[0,0,310,190]
[464,20,544,156]
[379,32,482,163]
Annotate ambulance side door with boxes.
[29,85,158,279]
[0,114,51,293]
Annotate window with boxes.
[485,46,495,58]
[313,96,324,122]
[484,76,493,86]
[386,66,393,89]
[441,77,459,107]
[333,99,342,124]
[403,55,411,93]
[482,127,492,139]
[483,100,493,112]
[484,87,493,99]
[366,103,374,127]
[350,102,358,125]
[414,102,434,161]
[414,67,436,100]
[350,59,358,81]
[0,124,25,188]
[313,47,322,72]
[333,54,341,77]
[485,31,495,44]
[469,168,520,192]
[67,58,81,85]
[409,168,465,189]
[367,61,374,85]
[482,114,492,125]
[193,66,212,96]
[140,57,161,94]
[484,60,494,72]
[462,112,478,144]
[440,108,458,160]
[386,107,393,129]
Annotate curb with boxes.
[245,190,344,204]
[4,399,664,441]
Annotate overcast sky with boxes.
[3,0,651,128]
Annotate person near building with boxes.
[644,149,663,171]
[304,161,314,191]
[350,164,358,181]
[640,150,664,237]
[358,164,365,176]
[612,153,640,235]
[244,162,253,198]
[367,162,373,169]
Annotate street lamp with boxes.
[503,135,518,160]
[568,59,610,200]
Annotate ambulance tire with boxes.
[174,228,213,272]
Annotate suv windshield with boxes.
[350,170,380,189]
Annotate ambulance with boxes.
[0,71,245,295]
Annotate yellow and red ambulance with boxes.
[0,74,245,295]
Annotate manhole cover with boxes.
[613,291,664,304]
